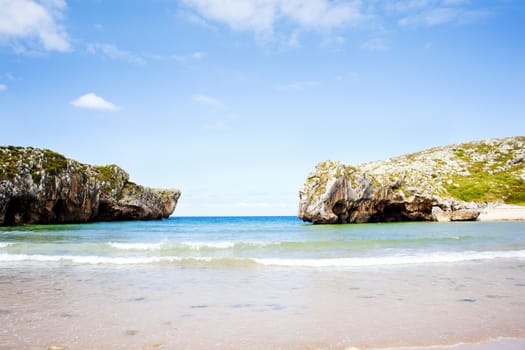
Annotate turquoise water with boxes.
[1,217,525,268]
[2,217,525,349]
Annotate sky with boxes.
[0,0,524,216]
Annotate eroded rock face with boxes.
[299,137,525,224]
[0,146,181,225]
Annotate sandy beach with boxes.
[1,218,525,350]
[2,260,525,350]
[478,204,525,222]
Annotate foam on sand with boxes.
[255,250,525,267]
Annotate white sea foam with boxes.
[180,241,236,250]
[1,250,524,267]
[0,254,215,265]
[107,241,279,251]
[0,243,12,248]
[254,250,525,268]
[108,242,163,251]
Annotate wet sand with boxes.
[1,260,525,349]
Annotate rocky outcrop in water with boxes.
[299,136,524,224]
[0,146,181,225]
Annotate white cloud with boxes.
[183,0,277,33]
[0,0,70,52]
[183,0,363,34]
[280,0,362,29]
[192,94,224,108]
[71,93,118,111]
[0,83,6,92]
[275,81,319,91]
[87,43,145,64]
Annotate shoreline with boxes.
[368,337,525,350]
[477,204,525,222]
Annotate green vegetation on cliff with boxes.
[361,136,525,205]
[41,149,68,175]
[1,146,180,225]
[299,136,524,224]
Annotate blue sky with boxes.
[0,0,524,216]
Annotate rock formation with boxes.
[0,146,181,225]
[299,136,524,224]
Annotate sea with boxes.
[1,216,525,350]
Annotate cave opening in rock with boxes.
[332,201,346,215]
[4,197,31,225]
[331,200,350,223]
[383,203,407,222]
[52,199,67,222]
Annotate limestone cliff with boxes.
[0,146,181,225]
[299,136,525,224]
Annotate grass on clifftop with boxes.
[0,147,70,181]
[445,167,525,205]
[444,138,525,205]
[42,149,68,175]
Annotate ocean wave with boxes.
[0,242,13,248]
[180,241,236,250]
[254,250,525,267]
[107,242,163,251]
[0,254,257,267]
[106,241,264,251]
[1,250,524,267]
[104,236,473,253]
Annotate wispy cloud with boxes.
[182,0,363,35]
[148,51,205,62]
[0,0,70,52]
[87,42,205,65]
[275,81,320,91]
[0,83,6,92]
[399,7,491,27]
[192,94,224,108]
[182,0,494,48]
[87,43,145,65]
[182,0,277,33]
[280,0,362,29]
[71,92,118,111]
[391,0,492,27]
